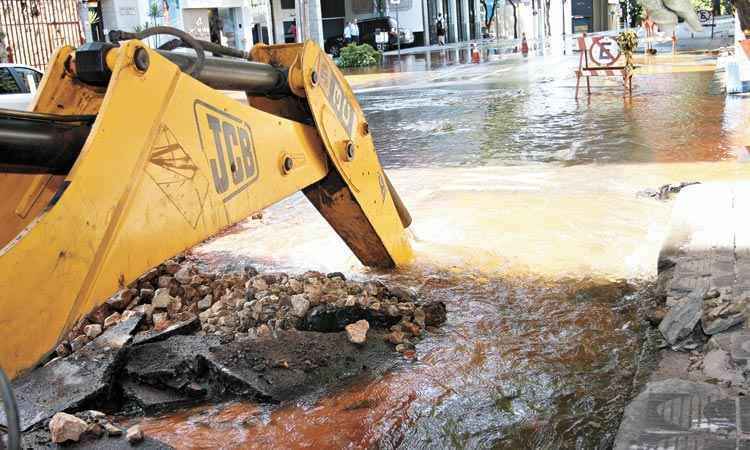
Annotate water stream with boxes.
[132,52,750,449]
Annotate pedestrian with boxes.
[521,32,529,56]
[351,18,360,44]
[436,14,446,46]
[289,22,297,43]
[343,21,353,45]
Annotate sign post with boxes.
[390,0,401,60]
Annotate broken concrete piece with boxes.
[702,312,745,335]
[152,312,169,328]
[385,330,405,345]
[0,313,142,431]
[49,412,88,443]
[152,288,173,309]
[174,267,192,284]
[197,295,212,311]
[658,293,703,345]
[703,349,736,382]
[290,294,310,317]
[126,425,144,444]
[83,324,102,339]
[70,335,89,352]
[103,312,121,329]
[103,422,122,437]
[345,320,369,344]
[107,289,137,311]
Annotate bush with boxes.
[337,43,381,68]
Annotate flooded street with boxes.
[136,49,750,448]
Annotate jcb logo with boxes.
[194,101,258,202]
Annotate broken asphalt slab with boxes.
[0,313,143,431]
[122,329,396,407]
[203,328,394,402]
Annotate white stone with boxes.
[197,295,213,311]
[103,312,121,329]
[83,324,102,339]
[49,412,87,443]
[126,425,144,443]
[290,294,310,317]
[151,288,173,309]
[174,267,192,284]
[345,320,369,344]
[252,278,269,291]
[152,312,169,327]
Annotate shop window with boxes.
[321,0,345,17]
[281,0,294,10]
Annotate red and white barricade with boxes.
[575,35,633,98]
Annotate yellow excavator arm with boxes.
[0,37,412,378]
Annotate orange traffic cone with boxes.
[471,44,480,63]
[521,33,529,56]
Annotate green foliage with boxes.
[691,0,711,11]
[619,0,643,27]
[336,43,381,68]
[616,30,638,74]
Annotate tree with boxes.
[508,0,518,38]
[736,0,750,36]
[479,0,496,29]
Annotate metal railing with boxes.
[0,0,82,69]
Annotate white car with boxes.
[0,63,43,111]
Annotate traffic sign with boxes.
[589,36,621,67]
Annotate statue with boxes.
[639,0,702,33]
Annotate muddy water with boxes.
[137,56,750,448]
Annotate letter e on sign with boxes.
[589,36,621,67]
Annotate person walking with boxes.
[343,21,353,45]
[351,18,360,44]
[436,14,446,45]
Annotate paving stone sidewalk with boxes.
[615,181,750,449]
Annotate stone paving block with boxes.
[614,379,743,450]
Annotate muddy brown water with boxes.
[132,53,750,448]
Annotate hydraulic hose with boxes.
[109,26,206,77]
[0,367,19,450]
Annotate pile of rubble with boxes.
[55,255,445,360]
[4,255,447,448]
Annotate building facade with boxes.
[90,0,273,49]
[86,0,618,52]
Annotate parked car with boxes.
[0,63,43,111]
[325,16,415,56]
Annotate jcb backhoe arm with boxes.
[0,38,412,378]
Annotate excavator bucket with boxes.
[0,38,412,378]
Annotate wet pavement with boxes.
[135,46,750,448]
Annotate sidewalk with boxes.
[614,181,750,449]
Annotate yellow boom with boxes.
[0,38,412,378]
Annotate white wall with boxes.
[272,0,297,43]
